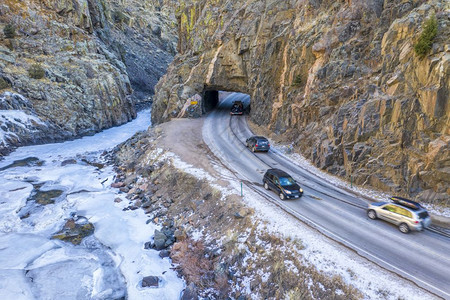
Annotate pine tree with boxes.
[414,14,438,59]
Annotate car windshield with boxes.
[279,177,295,186]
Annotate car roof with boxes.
[266,168,291,177]
[252,136,268,140]
[390,196,425,211]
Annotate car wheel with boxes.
[264,182,269,190]
[367,210,377,220]
[279,193,285,200]
[399,223,410,234]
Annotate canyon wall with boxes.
[152,0,449,202]
[0,0,177,155]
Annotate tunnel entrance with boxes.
[202,90,250,115]
[202,90,219,113]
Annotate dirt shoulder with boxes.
[156,118,216,176]
[156,117,231,188]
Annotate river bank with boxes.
[0,110,184,299]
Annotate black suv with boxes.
[263,168,303,200]
[246,136,270,152]
[230,101,244,115]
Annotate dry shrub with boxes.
[242,238,363,300]
[265,251,306,299]
[171,239,213,287]
[28,63,45,79]
[286,287,310,299]
[223,230,238,253]
[161,169,207,203]
[0,77,9,89]
[214,272,230,297]
[171,238,232,297]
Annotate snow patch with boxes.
[0,110,46,146]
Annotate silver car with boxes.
[367,197,431,233]
[246,136,270,152]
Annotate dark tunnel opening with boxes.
[202,90,251,116]
[202,90,219,113]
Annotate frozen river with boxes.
[0,110,184,299]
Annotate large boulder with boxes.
[141,275,160,288]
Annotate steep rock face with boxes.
[0,0,177,156]
[153,0,449,202]
[95,0,178,102]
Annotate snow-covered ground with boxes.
[0,110,184,300]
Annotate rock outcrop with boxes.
[0,92,70,155]
[152,0,449,202]
[0,0,177,156]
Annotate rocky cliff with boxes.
[152,0,449,203]
[0,0,177,156]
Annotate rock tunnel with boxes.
[201,89,251,115]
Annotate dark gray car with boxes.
[246,136,270,152]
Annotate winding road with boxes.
[203,93,450,299]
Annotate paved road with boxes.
[203,93,450,299]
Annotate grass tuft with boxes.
[0,77,9,89]
[3,23,16,39]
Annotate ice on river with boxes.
[0,110,185,300]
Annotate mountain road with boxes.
[202,93,450,299]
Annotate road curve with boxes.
[202,93,450,299]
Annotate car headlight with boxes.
[285,190,292,194]
[299,188,303,193]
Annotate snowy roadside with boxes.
[0,110,185,299]
[132,114,443,299]
[155,149,438,300]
